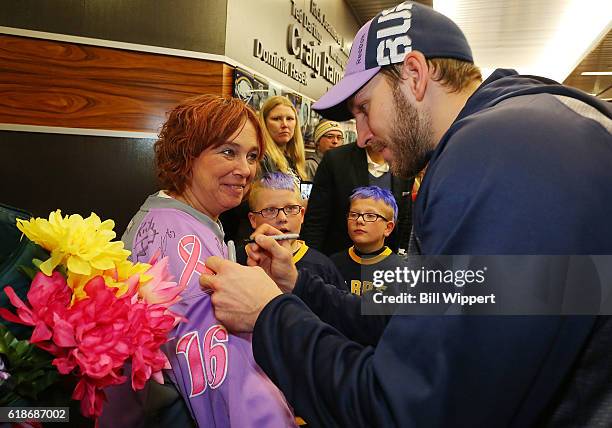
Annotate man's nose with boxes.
[355,118,373,148]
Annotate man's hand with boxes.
[200,256,282,332]
[245,224,298,293]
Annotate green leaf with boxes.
[14,339,29,356]
[18,265,38,280]
[0,324,62,404]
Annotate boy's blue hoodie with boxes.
[252,69,612,427]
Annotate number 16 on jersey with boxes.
[176,325,229,397]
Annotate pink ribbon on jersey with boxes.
[178,235,207,288]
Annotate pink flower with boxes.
[0,272,71,353]
[138,256,184,307]
[1,262,183,420]
[73,377,106,420]
[128,303,174,390]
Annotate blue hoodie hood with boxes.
[458,69,611,122]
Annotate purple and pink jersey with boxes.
[118,193,296,427]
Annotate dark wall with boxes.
[1,131,158,235]
[1,0,228,54]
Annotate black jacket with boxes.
[301,143,413,255]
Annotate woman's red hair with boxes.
[155,94,264,194]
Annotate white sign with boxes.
[225,0,359,99]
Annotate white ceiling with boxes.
[344,0,612,83]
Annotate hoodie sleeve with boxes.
[294,268,389,346]
[253,292,595,428]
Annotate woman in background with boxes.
[259,96,307,182]
[102,94,296,428]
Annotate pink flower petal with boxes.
[52,315,77,347]
[30,322,53,343]
[1,286,35,325]
[150,370,164,384]
[54,356,77,374]
[0,307,29,325]
[147,249,161,266]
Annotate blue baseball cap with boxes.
[313,2,473,121]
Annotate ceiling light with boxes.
[434,0,612,82]
[581,71,612,76]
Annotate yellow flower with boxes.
[66,261,152,304]
[67,272,97,303]
[16,210,130,278]
[101,260,152,297]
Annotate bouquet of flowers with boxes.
[0,210,185,421]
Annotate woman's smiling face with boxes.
[184,120,260,220]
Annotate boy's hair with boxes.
[248,172,301,210]
[349,186,398,222]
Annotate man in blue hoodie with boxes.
[202,2,612,426]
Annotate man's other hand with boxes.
[200,256,283,332]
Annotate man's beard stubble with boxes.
[385,83,435,179]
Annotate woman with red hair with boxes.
[104,95,296,427]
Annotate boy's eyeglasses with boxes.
[251,205,302,219]
[347,211,388,222]
[322,133,344,141]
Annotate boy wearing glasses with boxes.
[330,186,404,296]
[237,172,347,290]
[304,120,344,181]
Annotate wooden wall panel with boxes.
[0,35,233,133]
[222,63,236,100]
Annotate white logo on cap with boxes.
[376,2,413,66]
